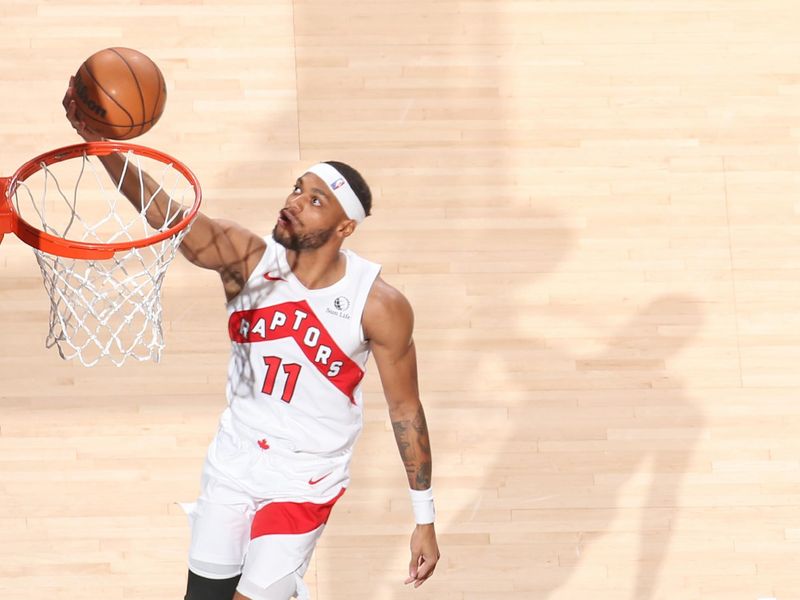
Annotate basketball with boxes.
[73,47,167,140]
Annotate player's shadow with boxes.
[449,292,706,599]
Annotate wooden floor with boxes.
[2,1,800,598]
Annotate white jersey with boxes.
[217,237,380,474]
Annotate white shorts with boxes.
[182,418,349,599]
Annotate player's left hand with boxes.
[405,523,440,588]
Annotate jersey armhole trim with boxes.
[358,264,382,345]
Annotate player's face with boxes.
[272,173,349,251]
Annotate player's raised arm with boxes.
[62,79,264,299]
[363,278,440,588]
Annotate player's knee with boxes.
[236,572,298,600]
[184,569,242,600]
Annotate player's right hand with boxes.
[62,77,105,142]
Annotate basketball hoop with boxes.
[0,141,201,366]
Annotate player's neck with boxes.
[285,246,346,290]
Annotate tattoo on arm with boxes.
[391,405,432,490]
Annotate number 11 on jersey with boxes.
[262,356,302,403]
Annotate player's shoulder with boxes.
[211,219,268,296]
[367,276,411,312]
[218,219,268,263]
[363,276,413,341]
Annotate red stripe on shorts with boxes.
[251,488,346,538]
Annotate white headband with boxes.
[305,163,366,224]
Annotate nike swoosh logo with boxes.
[308,472,333,486]
[264,272,286,282]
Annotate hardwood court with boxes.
[2,1,800,599]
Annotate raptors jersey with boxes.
[206,236,381,500]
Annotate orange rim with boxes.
[3,142,201,260]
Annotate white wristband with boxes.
[409,487,436,525]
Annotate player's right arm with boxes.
[63,80,264,300]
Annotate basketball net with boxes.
[8,144,198,366]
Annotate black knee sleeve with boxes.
[184,569,242,600]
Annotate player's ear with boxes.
[338,219,357,239]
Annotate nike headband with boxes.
[305,163,366,224]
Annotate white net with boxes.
[11,148,197,366]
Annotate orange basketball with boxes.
[73,47,167,140]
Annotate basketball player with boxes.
[63,81,440,600]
